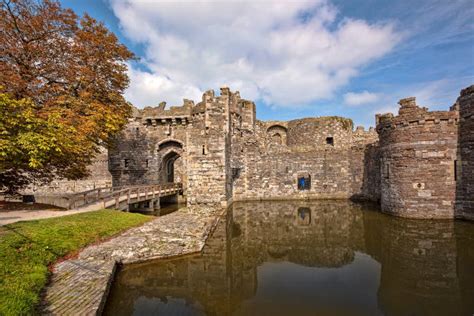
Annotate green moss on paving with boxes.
[0,210,152,315]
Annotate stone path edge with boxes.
[41,206,227,315]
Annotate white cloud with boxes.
[125,66,203,107]
[344,91,379,106]
[110,0,402,108]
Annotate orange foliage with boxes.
[0,0,136,192]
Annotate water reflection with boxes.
[105,200,474,316]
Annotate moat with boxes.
[104,200,474,316]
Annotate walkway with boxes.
[0,207,104,226]
[0,183,182,226]
[41,205,224,315]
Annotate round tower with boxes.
[376,97,459,219]
[287,117,353,149]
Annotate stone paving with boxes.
[41,206,224,315]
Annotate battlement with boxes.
[352,125,378,146]
[376,97,458,133]
[141,99,194,118]
[136,88,256,130]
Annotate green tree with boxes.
[0,0,136,193]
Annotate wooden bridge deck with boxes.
[34,183,183,211]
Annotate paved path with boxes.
[41,205,224,315]
[0,208,100,226]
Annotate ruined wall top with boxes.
[376,97,458,133]
[133,87,256,125]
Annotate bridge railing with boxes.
[65,183,182,209]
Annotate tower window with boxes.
[454,160,458,181]
[384,163,390,179]
[145,159,149,168]
[297,175,311,190]
[202,145,206,155]
[326,137,334,146]
[124,159,130,168]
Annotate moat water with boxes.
[104,200,474,316]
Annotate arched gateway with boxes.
[157,140,184,184]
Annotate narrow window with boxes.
[145,159,149,168]
[124,159,130,168]
[326,137,334,146]
[384,163,390,179]
[135,127,139,135]
[202,145,206,155]
[454,160,457,181]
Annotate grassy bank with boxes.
[0,210,152,315]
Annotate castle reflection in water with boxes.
[105,201,474,316]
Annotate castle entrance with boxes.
[162,151,180,183]
[157,140,184,184]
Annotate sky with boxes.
[60,0,473,127]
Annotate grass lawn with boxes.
[0,210,152,315]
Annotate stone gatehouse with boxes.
[106,85,473,220]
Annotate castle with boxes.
[30,85,474,220]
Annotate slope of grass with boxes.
[0,210,152,315]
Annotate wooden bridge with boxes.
[34,183,183,212]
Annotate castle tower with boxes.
[376,97,459,218]
[456,85,474,219]
[186,88,232,206]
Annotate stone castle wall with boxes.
[109,103,190,189]
[185,88,232,206]
[24,147,112,194]
[376,97,459,219]
[108,85,472,219]
[230,118,379,201]
[287,117,354,149]
[456,86,474,220]
[31,84,472,220]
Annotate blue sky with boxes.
[60,0,473,127]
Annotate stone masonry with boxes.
[376,97,459,218]
[33,84,473,220]
[456,86,474,220]
[106,84,473,219]
[24,147,112,194]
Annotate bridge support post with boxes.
[153,198,160,214]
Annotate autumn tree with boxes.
[0,0,135,193]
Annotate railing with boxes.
[65,183,182,210]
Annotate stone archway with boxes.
[267,125,288,145]
[157,140,184,184]
[272,132,282,144]
[162,151,180,183]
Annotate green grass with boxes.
[0,210,152,315]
